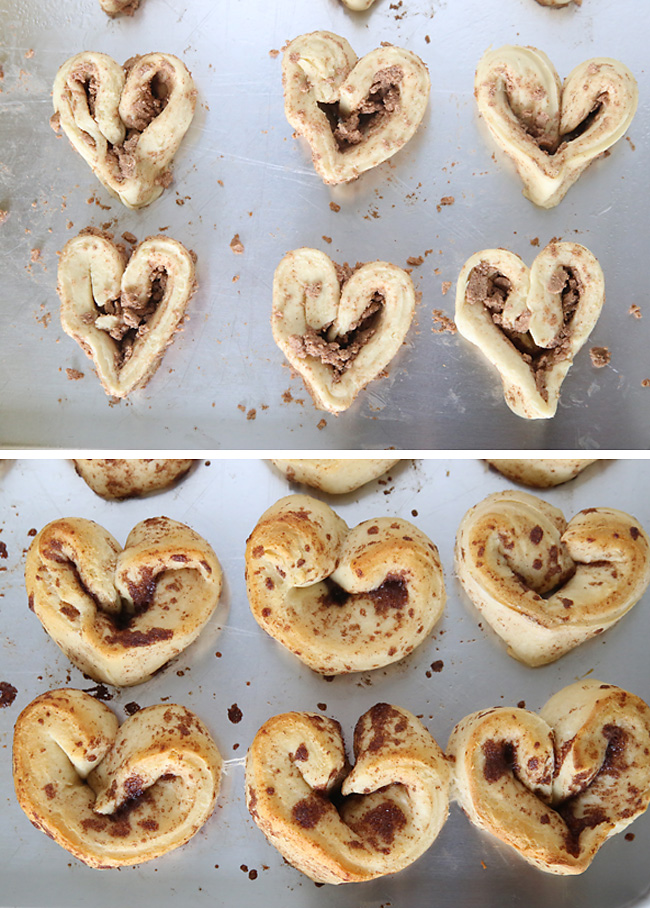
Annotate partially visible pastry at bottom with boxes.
[485,458,597,487]
[246,703,449,883]
[73,458,195,499]
[269,458,401,494]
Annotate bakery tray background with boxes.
[1,0,649,449]
[1,457,649,907]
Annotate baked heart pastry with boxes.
[53,51,196,208]
[341,0,377,8]
[245,494,445,674]
[57,231,197,398]
[486,458,598,488]
[455,490,650,665]
[73,458,195,499]
[25,516,222,686]
[455,241,604,419]
[13,689,222,867]
[475,46,637,207]
[269,458,401,494]
[447,680,650,874]
[273,248,415,413]
[534,0,580,6]
[282,32,429,184]
[99,0,140,15]
[246,703,449,883]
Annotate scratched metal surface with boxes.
[0,457,649,907]
[0,0,649,449]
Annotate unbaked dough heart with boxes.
[273,248,415,413]
[455,241,604,419]
[475,46,637,207]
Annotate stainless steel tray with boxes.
[1,0,649,449]
[0,457,649,906]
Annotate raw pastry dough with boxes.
[273,248,415,413]
[447,680,650,874]
[455,490,650,665]
[246,704,449,883]
[475,46,637,207]
[282,32,429,184]
[58,231,197,398]
[53,52,196,208]
[73,459,195,499]
[245,495,445,674]
[455,241,604,419]
[99,0,140,15]
[13,689,222,867]
[269,458,401,494]
[486,458,597,488]
[26,516,222,686]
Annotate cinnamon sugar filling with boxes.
[317,65,404,152]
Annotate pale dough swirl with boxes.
[341,0,377,8]
[455,241,604,419]
[246,704,449,883]
[245,494,445,674]
[475,46,637,207]
[283,32,429,184]
[486,458,597,488]
[73,459,195,499]
[13,689,222,867]
[57,231,197,398]
[53,52,196,208]
[26,516,222,686]
[455,490,650,665]
[447,680,650,874]
[273,248,415,413]
[270,458,401,494]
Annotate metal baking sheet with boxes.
[1,0,649,449]
[1,457,649,907]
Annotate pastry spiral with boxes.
[246,703,450,883]
[245,495,445,674]
[455,241,604,419]
[455,490,650,665]
[73,458,195,499]
[447,680,650,874]
[475,46,638,207]
[282,32,429,184]
[57,231,197,398]
[26,516,222,686]
[53,52,196,208]
[486,458,597,488]
[269,458,400,494]
[273,248,415,413]
[13,689,222,868]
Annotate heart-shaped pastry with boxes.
[246,703,450,883]
[13,689,222,867]
[282,32,430,184]
[57,231,197,398]
[269,458,401,494]
[245,494,445,674]
[341,0,377,8]
[455,490,650,666]
[475,46,637,207]
[273,248,415,413]
[99,0,140,15]
[26,516,222,686]
[486,458,597,488]
[455,241,605,419]
[73,458,195,499]
[53,51,196,208]
[447,680,650,874]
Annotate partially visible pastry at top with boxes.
[282,32,429,184]
[52,51,197,208]
[341,0,377,8]
[100,0,141,15]
[475,45,637,207]
[73,459,195,499]
[534,0,580,5]
[269,459,401,494]
[486,459,598,488]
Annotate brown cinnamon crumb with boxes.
[317,418,327,430]
[590,346,610,368]
[329,201,341,213]
[406,255,424,267]
[66,368,84,381]
[530,237,540,247]
[436,196,454,212]
[629,304,642,319]
[641,379,650,388]
[247,408,256,420]
[30,248,41,263]
[269,49,279,58]
[441,281,452,295]
[0,210,8,226]
[230,234,244,254]
[432,310,457,334]
[322,235,332,244]
[121,231,137,245]
[49,112,61,132]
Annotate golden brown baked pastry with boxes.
[273,248,415,413]
[269,458,401,494]
[282,32,429,184]
[455,241,604,418]
[341,0,376,7]
[447,680,650,874]
[486,458,597,488]
[475,46,637,207]
[455,490,650,665]
[246,703,449,883]
[57,231,197,398]
[13,689,222,867]
[245,495,445,674]
[99,0,140,15]
[73,459,195,499]
[26,516,222,686]
[53,52,196,208]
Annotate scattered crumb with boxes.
[25,49,34,59]
[247,408,256,420]
[269,49,280,58]
[436,196,454,212]
[642,379,650,388]
[282,390,293,403]
[66,368,84,381]
[590,346,610,368]
[406,255,424,267]
[441,281,452,295]
[432,310,457,334]
[425,35,431,44]
[329,201,341,213]
[626,136,636,152]
[317,418,327,430]
[30,248,41,263]
[629,304,642,319]
[230,233,244,254]
[0,210,9,226]
[530,237,540,247]
[232,274,240,283]
[121,231,137,245]
[322,235,332,244]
